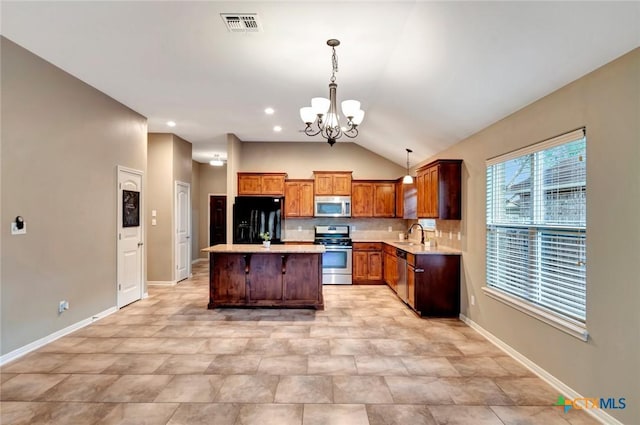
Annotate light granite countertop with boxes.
[202,244,325,254]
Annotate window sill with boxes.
[481,286,589,342]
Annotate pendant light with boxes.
[402,148,414,184]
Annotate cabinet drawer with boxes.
[352,242,382,251]
[383,243,397,255]
[407,252,416,266]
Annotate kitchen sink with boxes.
[395,241,418,246]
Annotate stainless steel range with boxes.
[314,225,352,285]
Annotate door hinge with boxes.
[119,183,122,189]
[119,233,121,240]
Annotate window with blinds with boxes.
[486,128,586,324]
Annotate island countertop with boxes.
[202,244,325,254]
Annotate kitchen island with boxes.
[202,244,325,310]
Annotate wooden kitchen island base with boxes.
[203,244,325,310]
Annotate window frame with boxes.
[483,128,588,341]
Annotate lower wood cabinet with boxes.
[383,244,398,292]
[209,252,323,309]
[409,253,460,317]
[352,242,383,284]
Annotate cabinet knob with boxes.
[414,268,425,273]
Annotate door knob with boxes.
[137,242,144,247]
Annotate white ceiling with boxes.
[2,1,638,166]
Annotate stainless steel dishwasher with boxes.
[396,249,408,303]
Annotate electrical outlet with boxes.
[388,226,392,232]
[11,222,27,235]
[449,231,452,239]
[58,300,69,313]
[352,225,356,231]
[457,231,461,240]
[297,226,302,232]
[471,295,475,306]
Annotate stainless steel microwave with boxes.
[314,196,351,217]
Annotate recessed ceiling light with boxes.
[264,107,275,115]
[273,125,282,132]
[167,121,176,127]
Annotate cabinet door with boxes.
[261,175,285,195]
[314,174,333,195]
[352,182,373,217]
[383,252,397,292]
[373,183,395,217]
[238,175,262,195]
[428,166,439,218]
[284,254,320,302]
[332,174,352,195]
[368,252,383,280]
[395,180,404,218]
[352,251,369,281]
[284,182,300,217]
[211,254,247,304]
[416,172,427,217]
[247,254,283,301]
[299,182,315,217]
[407,264,416,308]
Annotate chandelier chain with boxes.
[330,46,338,83]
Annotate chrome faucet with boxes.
[408,223,425,245]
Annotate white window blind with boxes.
[486,129,586,323]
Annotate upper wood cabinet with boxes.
[284,180,314,218]
[416,160,462,219]
[395,179,417,219]
[352,181,396,217]
[238,173,287,196]
[313,171,352,195]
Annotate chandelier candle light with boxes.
[300,39,365,146]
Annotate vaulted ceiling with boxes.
[2,1,638,166]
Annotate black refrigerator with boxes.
[233,196,284,244]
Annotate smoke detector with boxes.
[221,14,262,32]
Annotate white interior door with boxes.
[117,167,144,308]
[175,181,191,282]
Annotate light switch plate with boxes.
[151,219,157,226]
[11,222,26,235]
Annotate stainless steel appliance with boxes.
[396,248,408,303]
[314,225,352,285]
[314,196,351,217]
[233,196,284,244]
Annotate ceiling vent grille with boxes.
[221,14,262,33]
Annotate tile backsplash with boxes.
[283,217,407,241]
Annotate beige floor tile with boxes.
[385,376,454,404]
[307,355,357,375]
[493,356,536,377]
[236,403,303,425]
[205,354,262,375]
[0,401,51,424]
[243,338,290,355]
[443,377,514,405]
[35,337,87,353]
[368,338,418,356]
[1,374,69,401]
[96,403,179,425]
[333,375,394,404]
[38,374,120,401]
[97,375,174,402]
[453,340,506,356]
[52,353,121,373]
[215,374,279,403]
[274,375,333,404]
[286,338,331,355]
[449,356,512,377]
[102,354,170,374]
[491,405,574,424]
[257,355,308,375]
[113,325,165,338]
[329,338,377,355]
[199,337,249,354]
[303,403,369,425]
[55,337,123,354]
[401,356,460,377]
[30,402,116,424]
[495,377,559,405]
[270,325,310,339]
[1,373,17,383]
[166,403,240,425]
[367,404,437,425]
[354,355,409,376]
[154,354,215,374]
[429,405,504,425]
[1,353,75,373]
[154,374,224,402]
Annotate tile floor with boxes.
[0,261,600,424]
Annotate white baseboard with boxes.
[142,292,149,299]
[0,306,118,366]
[147,280,177,286]
[192,258,207,265]
[459,314,622,425]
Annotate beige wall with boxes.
[429,48,639,423]
[0,37,147,355]
[239,141,406,180]
[147,133,192,282]
[147,134,174,281]
[191,161,201,261]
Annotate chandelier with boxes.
[299,39,365,146]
